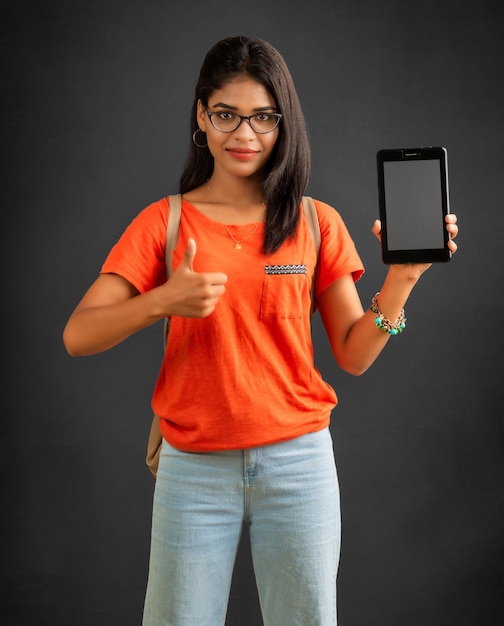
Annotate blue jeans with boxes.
[142,427,340,626]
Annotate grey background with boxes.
[2,0,503,625]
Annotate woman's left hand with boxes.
[372,213,459,279]
[445,213,459,254]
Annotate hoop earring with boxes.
[192,129,208,148]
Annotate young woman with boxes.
[63,36,458,626]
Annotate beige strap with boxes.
[301,196,321,312]
[165,194,182,276]
[147,194,184,478]
[162,194,183,345]
[301,196,321,253]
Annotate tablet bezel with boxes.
[376,147,451,264]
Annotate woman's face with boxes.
[197,75,280,181]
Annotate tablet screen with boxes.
[383,159,445,250]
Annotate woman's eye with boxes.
[254,114,270,122]
[218,112,235,120]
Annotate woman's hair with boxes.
[179,36,311,254]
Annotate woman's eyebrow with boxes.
[210,102,277,112]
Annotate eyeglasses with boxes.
[206,110,282,134]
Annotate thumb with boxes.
[181,238,196,272]
[372,219,382,242]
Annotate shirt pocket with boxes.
[259,266,309,319]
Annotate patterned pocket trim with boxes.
[264,264,307,275]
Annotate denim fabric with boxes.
[143,427,340,626]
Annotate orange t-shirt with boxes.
[101,197,364,451]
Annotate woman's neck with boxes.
[183,176,266,225]
[206,174,265,208]
[203,176,266,224]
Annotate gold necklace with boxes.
[207,181,261,250]
[222,222,259,250]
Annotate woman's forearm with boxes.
[337,214,459,375]
[63,289,164,357]
[335,266,423,375]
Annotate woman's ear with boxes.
[197,100,207,132]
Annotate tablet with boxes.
[376,147,451,264]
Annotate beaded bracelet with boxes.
[370,292,406,335]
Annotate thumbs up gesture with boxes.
[160,238,228,318]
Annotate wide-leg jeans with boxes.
[142,427,341,626]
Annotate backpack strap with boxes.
[163,194,183,345]
[301,196,321,313]
[165,194,182,276]
[301,196,321,254]
[147,194,183,477]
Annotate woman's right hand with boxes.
[156,238,228,319]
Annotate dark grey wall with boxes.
[2,1,503,625]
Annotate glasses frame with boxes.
[205,110,282,134]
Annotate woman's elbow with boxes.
[341,362,370,377]
[334,352,373,377]
[62,323,84,357]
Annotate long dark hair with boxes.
[179,36,311,254]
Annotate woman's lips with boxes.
[227,148,259,160]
